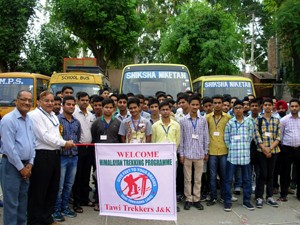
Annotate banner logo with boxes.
[115,167,158,205]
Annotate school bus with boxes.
[193,75,256,99]
[0,72,50,118]
[48,72,110,97]
[120,64,193,97]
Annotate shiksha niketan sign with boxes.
[95,143,177,221]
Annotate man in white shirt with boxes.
[27,91,75,225]
[72,92,96,213]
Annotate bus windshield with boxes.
[0,78,34,106]
[203,81,254,99]
[49,84,101,97]
[122,70,192,97]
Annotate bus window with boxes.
[203,81,253,98]
[193,81,202,94]
[120,64,193,97]
[49,83,101,97]
[0,73,50,118]
[0,78,34,107]
[193,76,255,99]
[37,78,49,97]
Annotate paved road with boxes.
[1,192,300,225]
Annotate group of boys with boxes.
[1,86,300,225]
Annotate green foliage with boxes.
[208,0,272,72]
[0,0,37,72]
[20,23,80,75]
[277,0,300,55]
[135,0,190,63]
[50,0,144,71]
[276,0,300,83]
[159,2,241,79]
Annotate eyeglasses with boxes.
[234,106,243,110]
[18,98,33,103]
[42,99,55,103]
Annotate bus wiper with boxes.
[0,100,16,106]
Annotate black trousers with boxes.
[176,154,184,195]
[72,146,94,206]
[273,151,282,188]
[280,145,300,198]
[27,150,61,225]
[256,151,277,199]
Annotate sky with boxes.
[33,0,48,34]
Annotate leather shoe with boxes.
[277,197,288,202]
[184,201,192,210]
[194,201,204,210]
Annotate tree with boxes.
[0,0,37,72]
[207,0,271,71]
[135,0,190,63]
[50,0,144,72]
[159,2,242,78]
[20,23,80,75]
[276,0,300,92]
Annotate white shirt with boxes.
[141,111,151,120]
[30,108,66,150]
[116,110,131,121]
[175,108,201,122]
[73,106,95,143]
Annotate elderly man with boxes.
[0,90,36,225]
[27,91,75,225]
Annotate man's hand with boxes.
[179,156,185,164]
[64,140,76,149]
[204,154,209,162]
[25,163,33,172]
[20,167,31,179]
[263,146,272,158]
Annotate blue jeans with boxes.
[224,161,251,204]
[234,166,242,189]
[209,155,227,200]
[55,155,78,211]
[1,158,29,225]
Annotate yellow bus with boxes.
[0,72,50,118]
[48,72,110,97]
[120,64,193,97]
[193,75,256,99]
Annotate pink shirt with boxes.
[280,114,300,147]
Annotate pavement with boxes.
[1,192,300,225]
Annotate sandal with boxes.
[88,201,95,207]
[81,201,95,207]
[73,205,83,213]
[94,204,99,211]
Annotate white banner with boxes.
[95,143,177,221]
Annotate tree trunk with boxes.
[89,43,107,74]
[290,46,300,97]
[0,60,8,72]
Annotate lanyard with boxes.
[39,108,59,126]
[213,115,222,127]
[161,124,171,137]
[191,118,198,131]
[131,117,141,133]
[101,116,113,130]
[235,120,244,135]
